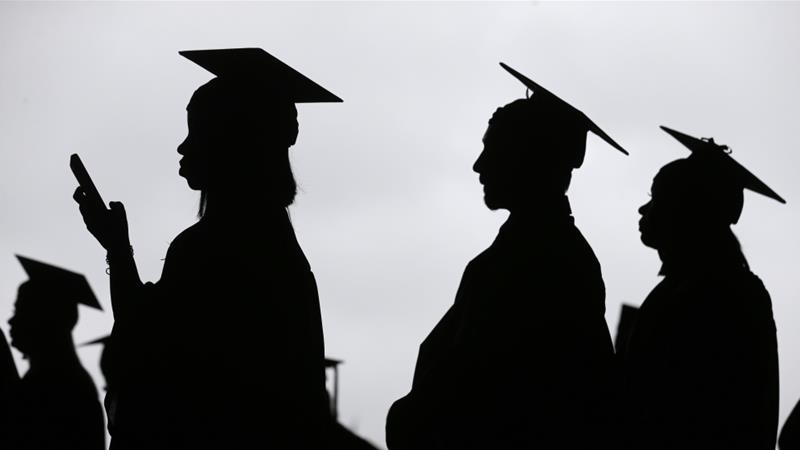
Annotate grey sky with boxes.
[1,2,799,447]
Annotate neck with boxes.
[657,230,746,276]
[27,337,80,374]
[508,194,572,222]
[202,188,288,221]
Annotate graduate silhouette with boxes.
[620,127,782,450]
[73,48,340,450]
[0,256,105,450]
[386,63,626,450]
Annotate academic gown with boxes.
[108,211,328,450]
[2,360,106,450]
[386,198,616,450]
[620,262,779,450]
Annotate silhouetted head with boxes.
[473,63,627,212]
[8,282,78,357]
[638,157,744,251]
[8,256,101,358]
[177,48,342,215]
[638,126,785,269]
[178,78,300,208]
[474,99,579,211]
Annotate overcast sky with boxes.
[2,2,800,447]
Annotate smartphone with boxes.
[70,154,107,211]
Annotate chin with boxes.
[180,175,204,191]
[482,196,506,211]
[639,233,658,249]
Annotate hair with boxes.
[198,190,207,218]
[189,77,301,218]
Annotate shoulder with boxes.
[166,220,208,254]
[725,270,775,324]
[540,223,605,291]
[468,221,604,280]
[156,220,208,281]
[676,269,776,335]
[695,268,772,307]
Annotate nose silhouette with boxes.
[473,150,486,174]
[638,200,651,215]
[177,140,187,156]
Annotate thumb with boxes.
[109,201,127,221]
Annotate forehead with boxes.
[15,282,40,308]
[15,282,59,305]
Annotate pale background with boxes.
[1,2,799,448]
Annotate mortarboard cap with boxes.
[660,126,786,204]
[16,255,102,310]
[499,62,628,162]
[81,335,110,347]
[180,48,342,103]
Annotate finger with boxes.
[72,186,85,203]
[109,201,128,221]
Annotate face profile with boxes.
[8,284,38,355]
[637,179,674,251]
[637,162,712,252]
[177,107,213,191]
[637,168,680,251]
[473,124,520,211]
[637,197,657,249]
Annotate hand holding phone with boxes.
[71,154,130,251]
[70,154,107,212]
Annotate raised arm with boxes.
[73,187,143,320]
